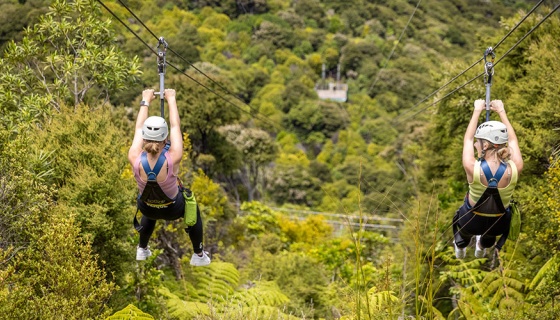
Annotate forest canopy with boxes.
[0,0,559,319]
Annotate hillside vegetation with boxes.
[1,0,559,319]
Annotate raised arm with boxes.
[490,100,523,173]
[165,89,183,167]
[128,89,155,165]
[463,100,485,182]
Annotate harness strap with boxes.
[473,211,504,217]
[480,159,507,188]
[140,143,170,181]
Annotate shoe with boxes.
[190,251,211,266]
[136,246,152,261]
[474,235,487,258]
[454,241,466,259]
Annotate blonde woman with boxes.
[453,99,523,259]
[128,88,210,266]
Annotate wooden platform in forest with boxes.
[315,82,348,102]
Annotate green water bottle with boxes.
[183,189,197,226]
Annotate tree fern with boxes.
[475,252,526,312]
[185,261,240,303]
[443,247,528,318]
[105,304,154,320]
[161,269,200,300]
[230,281,290,308]
[438,248,488,289]
[529,253,558,291]
[159,287,211,319]
[213,305,300,320]
[367,287,402,318]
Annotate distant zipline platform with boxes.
[315,64,348,103]
[315,82,348,103]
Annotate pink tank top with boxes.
[133,151,178,199]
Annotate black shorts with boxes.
[454,197,511,238]
[137,188,184,221]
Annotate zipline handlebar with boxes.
[483,47,495,121]
[154,37,168,118]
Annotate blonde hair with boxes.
[496,145,511,162]
[481,140,511,162]
[143,140,165,156]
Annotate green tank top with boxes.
[469,160,518,207]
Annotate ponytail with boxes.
[143,140,163,155]
[496,145,511,162]
[481,140,510,162]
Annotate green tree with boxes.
[267,162,322,206]
[339,40,380,75]
[280,78,318,113]
[293,0,326,28]
[252,20,295,49]
[0,0,49,50]
[0,0,140,131]
[218,124,278,201]
[169,65,241,174]
[0,209,115,319]
[31,105,136,283]
[284,99,349,145]
[0,130,115,319]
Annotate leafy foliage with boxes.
[30,105,135,282]
[0,194,115,319]
[106,304,155,319]
[2,0,557,319]
[0,0,140,131]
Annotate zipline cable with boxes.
[396,73,484,122]
[394,0,546,121]
[494,1,560,68]
[96,0,281,130]
[492,0,546,51]
[95,0,157,57]
[114,0,263,116]
[368,0,422,93]
[165,60,283,130]
[395,1,558,123]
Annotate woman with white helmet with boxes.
[452,99,523,259]
[128,88,210,266]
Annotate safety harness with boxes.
[139,143,174,206]
[133,142,198,231]
[134,143,174,231]
[471,159,507,217]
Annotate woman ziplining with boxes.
[128,88,210,266]
[452,99,523,259]
[127,37,210,266]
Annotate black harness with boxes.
[138,143,174,206]
[471,159,507,217]
[134,143,175,231]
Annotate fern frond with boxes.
[105,304,154,319]
[158,287,210,318]
[183,262,241,303]
[231,280,290,308]
[368,288,399,311]
[529,253,559,290]
[440,257,488,289]
[218,305,300,320]
[478,266,526,308]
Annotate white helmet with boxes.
[474,121,508,144]
[142,116,168,141]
